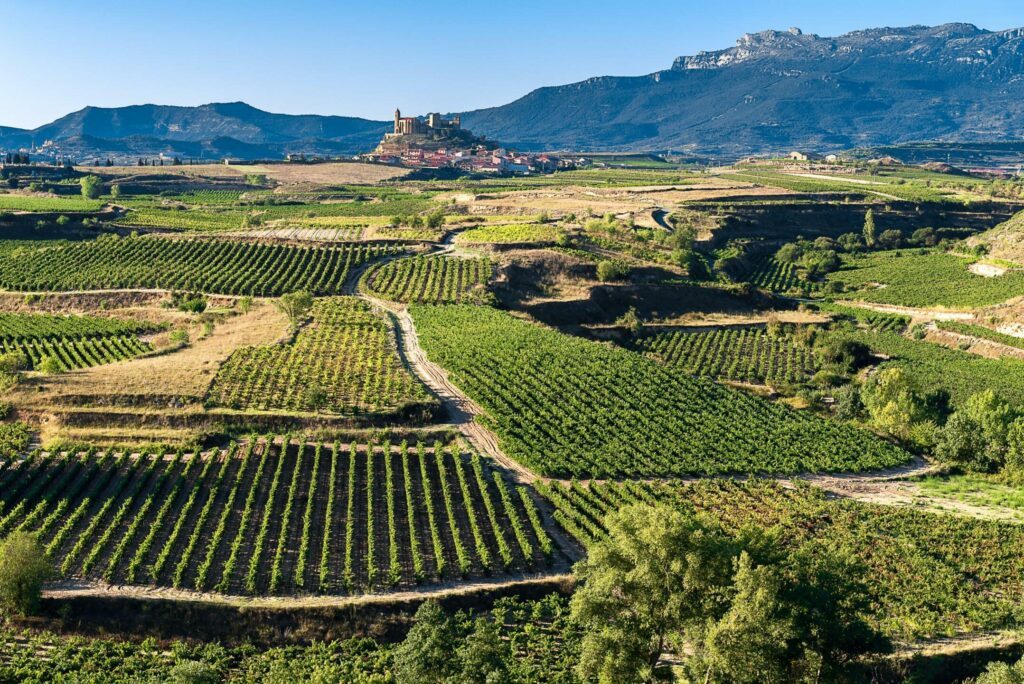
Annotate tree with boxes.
[455,617,512,684]
[80,175,102,199]
[275,291,313,328]
[776,243,804,264]
[110,183,122,200]
[425,209,446,229]
[687,553,795,684]
[837,233,863,253]
[0,532,54,617]
[392,600,460,683]
[860,367,925,440]
[877,229,903,249]
[571,504,737,683]
[911,227,937,247]
[862,209,876,248]
[976,655,1024,684]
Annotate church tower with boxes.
[394,108,401,134]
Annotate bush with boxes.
[596,260,629,282]
[79,175,103,199]
[36,356,62,375]
[0,422,29,458]
[0,532,54,617]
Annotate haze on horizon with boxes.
[3,0,1021,130]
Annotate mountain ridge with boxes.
[4,23,1024,159]
[458,22,1024,154]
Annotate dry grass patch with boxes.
[10,301,289,407]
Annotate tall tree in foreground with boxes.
[571,503,888,683]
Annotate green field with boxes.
[634,326,817,386]
[412,305,908,477]
[208,298,431,415]
[936,321,1024,351]
[0,440,554,595]
[0,236,398,295]
[364,255,493,304]
[455,223,559,245]
[0,194,105,212]
[828,250,1024,308]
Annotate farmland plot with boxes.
[0,441,556,595]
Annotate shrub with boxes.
[596,260,628,282]
[0,532,53,617]
[79,175,103,199]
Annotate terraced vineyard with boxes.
[412,305,908,477]
[0,236,398,295]
[828,250,1024,308]
[207,298,432,415]
[936,321,1024,351]
[455,223,559,245]
[0,440,555,595]
[823,325,1024,406]
[746,256,808,292]
[364,255,493,304]
[0,194,105,212]
[634,326,817,386]
[0,312,156,371]
[538,478,1024,639]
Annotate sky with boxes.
[2,0,1022,129]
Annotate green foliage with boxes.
[366,255,493,304]
[542,478,1024,639]
[168,291,208,313]
[411,305,908,478]
[275,291,313,327]
[79,175,103,200]
[863,208,876,247]
[393,600,460,683]
[827,251,1024,308]
[595,259,629,282]
[209,298,427,414]
[0,422,30,458]
[635,326,817,386]
[0,235,397,295]
[0,532,53,617]
[860,367,928,440]
[976,656,1024,684]
[455,223,559,245]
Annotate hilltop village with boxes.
[363,108,565,174]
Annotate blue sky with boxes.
[2,0,1022,128]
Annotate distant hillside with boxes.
[460,23,1024,155]
[968,210,1024,264]
[0,103,390,161]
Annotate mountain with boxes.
[459,23,1024,155]
[0,102,390,161]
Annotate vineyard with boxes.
[746,256,808,292]
[207,298,432,415]
[634,326,817,386]
[0,440,556,595]
[455,224,559,245]
[822,325,1024,406]
[0,235,399,295]
[537,477,1024,640]
[828,250,1024,308]
[0,312,157,371]
[411,305,908,477]
[936,321,1024,351]
[0,194,105,212]
[364,255,493,304]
